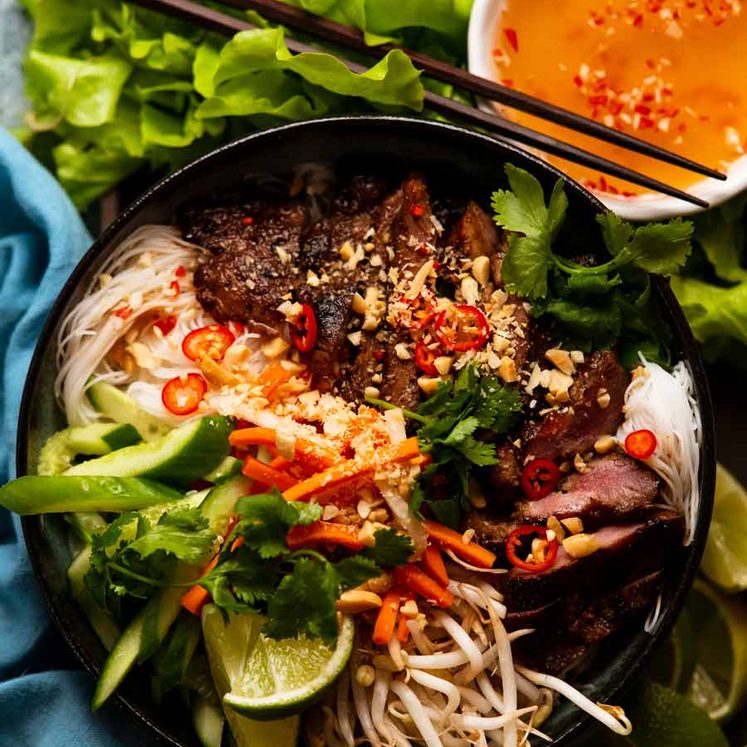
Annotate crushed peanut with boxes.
[562,533,599,559]
[561,517,584,535]
[594,435,616,454]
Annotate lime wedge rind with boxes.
[223,615,355,721]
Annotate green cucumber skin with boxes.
[38,423,141,476]
[92,585,186,711]
[88,382,170,441]
[65,417,232,487]
[200,475,252,535]
[193,696,225,747]
[0,476,182,515]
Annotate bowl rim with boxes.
[466,0,747,221]
[16,113,716,747]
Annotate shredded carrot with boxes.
[180,554,219,615]
[397,610,411,643]
[393,564,454,609]
[269,455,293,471]
[282,437,420,504]
[286,521,365,552]
[420,544,449,587]
[257,362,296,398]
[424,520,497,569]
[373,588,401,646]
[241,455,298,491]
[230,426,337,469]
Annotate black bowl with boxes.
[17,115,716,747]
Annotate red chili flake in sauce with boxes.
[154,315,177,336]
[411,203,426,218]
[501,79,515,88]
[170,280,181,296]
[372,350,385,362]
[114,306,132,320]
[242,216,255,226]
[175,265,186,278]
[504,27,519,52]
[632,13,644,26]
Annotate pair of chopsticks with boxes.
[129,0,724,208]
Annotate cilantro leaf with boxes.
[85,508,217,610]
[264,558,339,642]
[362,528,413,566]
[492,166,568,298]
[233,490,322,559]
[597,213,693,275]
[334,556,381,590]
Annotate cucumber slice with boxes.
[152,614,202,701]
[38,423,141,476]
[92,582,187,711]
[200,474,252,535]
[203,456,242,484]
[68,546,121,651]
[193,695,225,747]
[66,511,108,543]
[65,416,232,487]
[0,476,183,515]
[88,382,170,441]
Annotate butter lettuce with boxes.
[671,192,747,364]
[18,0,468,208]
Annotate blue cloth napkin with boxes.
[0,128,158,746]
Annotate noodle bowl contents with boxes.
[1,164,703,746]
[491,0,747,195]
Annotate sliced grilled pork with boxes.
[187,200,307,330]
[497,509,684,612]
[381,175,438,411]
[521,350,629,462]
[515,453,660,525]
[447,200,503,259]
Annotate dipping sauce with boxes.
[492,0,747,195]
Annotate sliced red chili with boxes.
[434,304,490,352]
[175,265,187,278]
[520,459,561,499]
[506,525,558,573]
[162,373,207,416]
[170,280,181,296]
[182,325,235,362]
[153,315,177,336]
[290,303,318,353]
[624,429,657,460]
[415,340,439,375]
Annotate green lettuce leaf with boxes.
[19,0,460,208]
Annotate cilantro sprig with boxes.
[491,164,694,357]
[370,364,522,528]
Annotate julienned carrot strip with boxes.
[282,437,420,504]
[393,564,454,609]
[397,611,411,643]
[180,554,219,615]
[421,544,449,587]
[269,455,293,471]
[181,517,240,615]
[373,588,401,646]
[241,455,298,491]
[423,520,497,569]
[229,426,337,469]
[257,362,296,398]
[286,521,365,552]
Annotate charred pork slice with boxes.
[381,175,438,411]
[511,571,663,675]
[186,200,306,330]
[515,453,660,525]
[496,509,684,613]
[521,349,630,462]
[298,176,388,390]
[447,200,504,259]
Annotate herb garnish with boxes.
[373,364,522,528]
[491,164,693,359]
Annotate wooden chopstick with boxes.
[127,0,710,208]
[224,0,724,184]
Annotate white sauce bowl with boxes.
[468,0,747,220]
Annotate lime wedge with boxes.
[624,680,728,747]
[647,608,696,694]
[222,614,355,721]
[701,463,747,593]
[685,579,747,722]
[202,606,299,746]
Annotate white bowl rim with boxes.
[467,0,747,221]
